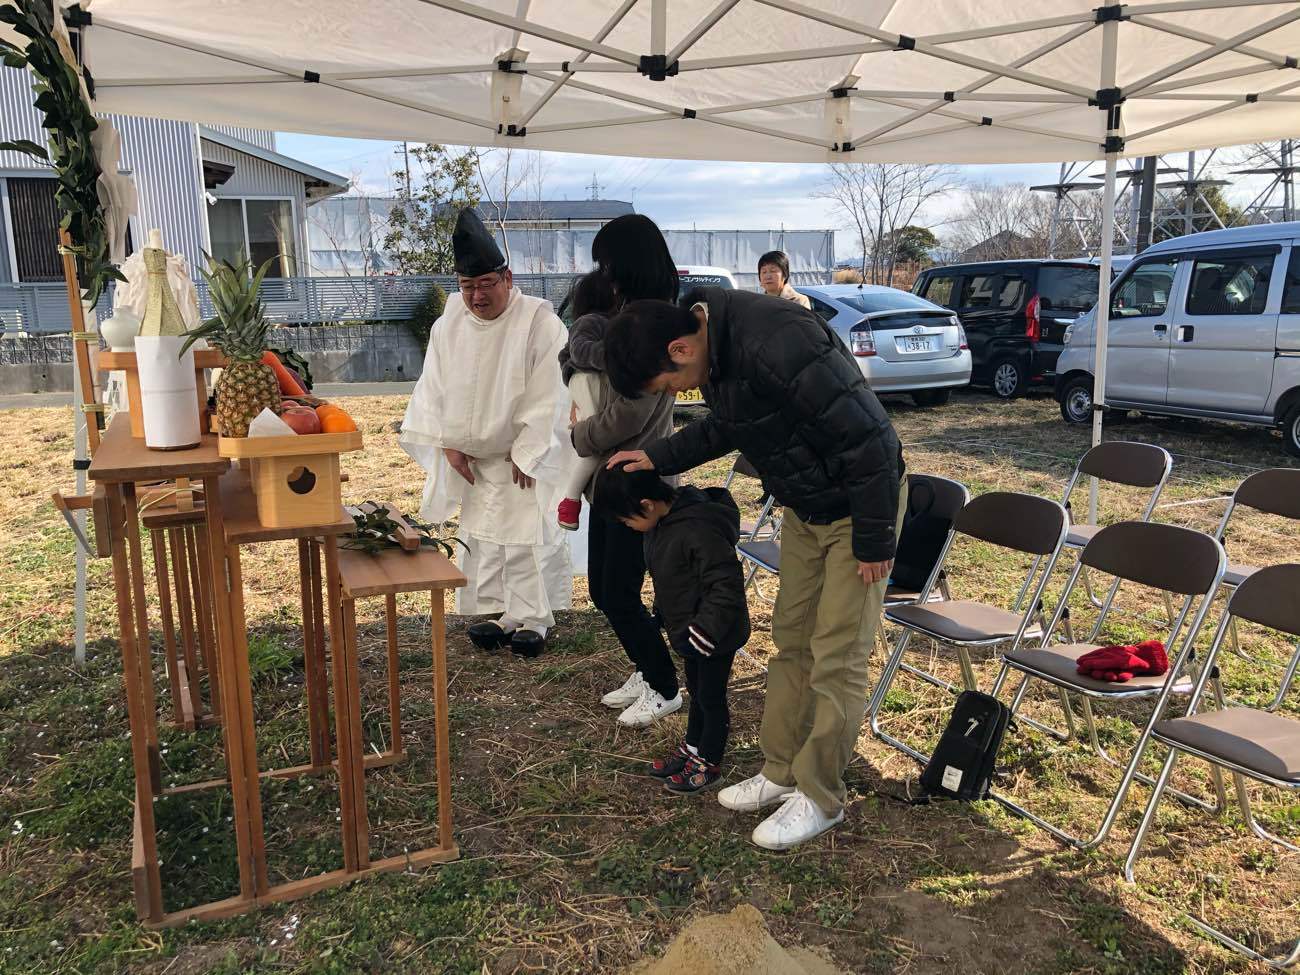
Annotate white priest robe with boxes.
[399,287,575,631]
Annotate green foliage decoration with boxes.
[0,0,125,306]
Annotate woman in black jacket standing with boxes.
[576,215,682,728]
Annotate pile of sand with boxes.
[625,904,848,975]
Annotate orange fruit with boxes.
[320,410,357,433]
[315,403,342,420]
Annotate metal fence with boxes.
[0,272,584,334]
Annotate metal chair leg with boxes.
[1079,696,1219,814]
[1267,640,1300,712]
[1126,752,1300,970]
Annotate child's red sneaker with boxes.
[557,497,582,531]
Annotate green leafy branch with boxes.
[0,0,124,306]
[344,502,469,559]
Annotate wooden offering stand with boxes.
[219,429,362,530]
[89,415,464,928]
[96,348,226,438]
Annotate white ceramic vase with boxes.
[100,309,140,351]
[135,335,201,450]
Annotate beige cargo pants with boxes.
[759,482,907,815]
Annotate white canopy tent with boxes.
[17,0,1300,508]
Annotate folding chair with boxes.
[878,474,971,691]
[1059,441,1172,615]
[724,454,779,542]
[991,521,1226,850]
[1123,564,1300,970]
[1213,469,1300,710]
[868,491,1069,764]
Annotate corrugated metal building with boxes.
[0,65,347,292]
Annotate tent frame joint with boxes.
[1286,56,1298,69]
[303,70,320,84]
[638,54,679,81]
[499,123,527,137]
[1094,5,1126,25]
[894,34,916,52]
[1103,134,1125,153]
[683,107,697,118]
[497,59,526,74]
[831,86,854,99]
[1091,86,1124,110]
[63,5,92,28]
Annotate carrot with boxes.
[261,350,306,396]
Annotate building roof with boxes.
[197,126,349,199]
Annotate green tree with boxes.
[880,225,939,266]
[382,144,481,275]
[1155,184,1243,241]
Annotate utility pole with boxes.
[402,141,411,193]
[1136,156,1157,253]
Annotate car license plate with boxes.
[676,388,705,404]
[898,335,935,353]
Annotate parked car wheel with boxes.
[911,389,952,408]
[1283,403,1300,458]
[990,357,1026,399]
[1059,375,1093,425]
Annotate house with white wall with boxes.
[0,64,347,331]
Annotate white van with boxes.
[1054,222,1300,456]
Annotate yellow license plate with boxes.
[676,388,705,404]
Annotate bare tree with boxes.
[814,163,959,285]
[944,180,1057,261]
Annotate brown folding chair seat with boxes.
[868,490,1068,764]
[990,520,1226,850]
[887,601,1038,646]
[1153,708,1300,783]
[1224,562,1259,588]
[1124,564,1300,970]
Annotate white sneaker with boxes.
[601,671,647,710]
[751,792,844,851]
[717,773,796,813]
[617,684,683,728]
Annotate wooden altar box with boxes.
[218,430,362,529]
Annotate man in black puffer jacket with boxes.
[604,287,906,851]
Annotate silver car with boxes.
[1055,222,1300,457]
[798,284,972,406]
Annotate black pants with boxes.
[588,514,677,698]
[684,651,735,765]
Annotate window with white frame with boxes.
[207,197,297,277]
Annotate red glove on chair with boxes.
[1076,640,1167,683]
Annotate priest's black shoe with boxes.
[510,630,546,658]
[467,620,511,651]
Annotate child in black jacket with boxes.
[594,462,751,794]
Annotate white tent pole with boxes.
[72,319,88,668]
[514,0,638,129]
[850,22,1094,148]
[1126,7,1300,96]
[669,0,741,63]
[1089,15,1121,526]
[651,0,667,55]
[1128,13,1299,68]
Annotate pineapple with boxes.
[182,255,281,437]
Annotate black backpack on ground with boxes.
[890,479,952,593]
[918,691,1013,801]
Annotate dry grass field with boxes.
[1,388,1298,974]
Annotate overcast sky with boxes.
[276,132,1274,257]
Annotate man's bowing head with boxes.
[453,207,512,320]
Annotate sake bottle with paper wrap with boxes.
[135,229,201,450]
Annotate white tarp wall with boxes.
[307,197,835,284]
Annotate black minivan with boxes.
[912,260,1100,397]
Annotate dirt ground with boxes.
[1,388,1298,974]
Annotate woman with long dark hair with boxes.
[569,214,681,727]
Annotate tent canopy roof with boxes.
[68,0,1300,165]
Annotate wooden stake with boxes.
[59,228,101,454]
[385,593,403,756]
[431,589,454,852]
